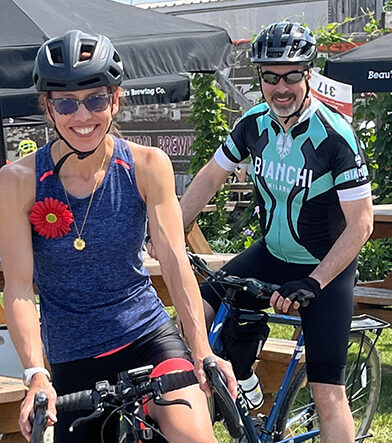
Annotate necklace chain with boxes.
[63,151,108,250]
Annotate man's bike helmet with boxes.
[18,139,38,158]
[251,22,317,67]
[33,29,124,92]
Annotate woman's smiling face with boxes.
[47,86,120,151]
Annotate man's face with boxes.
[259,65,310,118]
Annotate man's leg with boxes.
[300,259,358,443]
[311,382,354,443]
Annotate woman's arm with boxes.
[133,145,236,397]
[0,161,57,439]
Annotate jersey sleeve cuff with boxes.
[337,183,372,201]
[214,145,239,172]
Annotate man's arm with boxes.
[309,196,373,287]
[180,157,232,229]
[271,196,373,312]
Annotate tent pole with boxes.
[214,70,253,112]
[0,100,6,167]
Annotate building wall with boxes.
[139,0,330,40]
[138,0,384,38]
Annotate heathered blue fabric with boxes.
[33,137,170,364]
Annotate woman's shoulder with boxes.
[124,140,171,168]
[0,155,36,202]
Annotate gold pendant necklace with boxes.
[63,151,108,250]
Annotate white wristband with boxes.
[23,367,51,387]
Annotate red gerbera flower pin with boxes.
[30,197,73,239]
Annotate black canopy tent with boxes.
[0,0,235,165]
[324,33,392,93]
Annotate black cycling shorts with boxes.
[201,240,357,386]
[50,320,194,443]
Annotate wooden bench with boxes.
[254,337,305,415]
[202,200,251,213]
[227,182,254,201]
[1,300,27,441]
[354,285,392,325]
[0,376,26,442]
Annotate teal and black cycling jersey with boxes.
[215,98,370,264]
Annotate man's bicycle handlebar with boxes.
[187,252,279,302]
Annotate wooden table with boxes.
[354,204,392,323]
[0,376,26,442]
[370,204,392,240]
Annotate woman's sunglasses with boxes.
[260,70,308,85]
[48,94,112,115]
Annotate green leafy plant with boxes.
[354,92,392,202]
[384,0,392,12]
[187,74,231,240]
[358,239,392,281]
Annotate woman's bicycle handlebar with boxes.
[30,367,198,443]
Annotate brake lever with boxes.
[203,356,243,439]
[69,407,104,432]
[30,391,48,443]
[154,397,192,408]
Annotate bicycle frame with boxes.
[209,300,389,443]
[209,303,320,443]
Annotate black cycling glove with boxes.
[277,276,321,308]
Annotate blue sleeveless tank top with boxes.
[33,137,169,363]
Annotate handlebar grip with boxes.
[159,370,198,394]
[56,390,94,412]
[203,357,243,439]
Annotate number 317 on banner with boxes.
[310,71,353,122]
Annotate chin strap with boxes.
[52,120,113,178]
[48,101,114,178]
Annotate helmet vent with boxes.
[78,77,101,87]
[109,66,121,79]
[79,44,95,62]
[46,81,67,88]
[49,47,64,64]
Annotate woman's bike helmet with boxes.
[32,30,124,172]
[33,29,123,92]
[251,22,317,67]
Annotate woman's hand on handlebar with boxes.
[193,354,237,400]
[19,376,57,441]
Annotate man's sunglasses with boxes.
[48,94,112,115]
[260,70,308,85]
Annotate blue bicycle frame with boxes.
[208,303,320,443]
